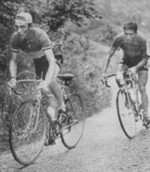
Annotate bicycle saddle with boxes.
[57,73,74,82]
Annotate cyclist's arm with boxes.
[134,58,148,71]
[103,35,121,74]
[9,52,18,78]
[134,40,148,71]
[104,47,116,73]
[44,48,56,84]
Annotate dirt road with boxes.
[1,75,150,172]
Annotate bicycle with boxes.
[9,72,85,165]
[102,69,146,139]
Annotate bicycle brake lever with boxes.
[105,81,110,88]
[101,78,110,88]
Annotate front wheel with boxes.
[9,100,47,165]
[60,93,85,149]
[116,89,136,139]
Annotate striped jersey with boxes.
[10,27,52,59]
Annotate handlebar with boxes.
[125,70,137,81]
[101,74,116,88]
[16,79,42,84]
[102,69,137,88]
[8,79,42,96]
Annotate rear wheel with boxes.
[9,100,47,165]
[61,93,85,149]
[116,90,136,139]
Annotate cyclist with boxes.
[102,21,150,126]
[9,12,65,122]
[50,29,64,65]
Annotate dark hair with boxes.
[123,21,138,33]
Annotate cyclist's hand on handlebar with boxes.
[8,77,17,88]
[37,80,50,92]
[129,67,137,74]
[101,73,110,87]
[129,67,138,80]
[101,73,107,85]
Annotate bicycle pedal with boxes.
[143,118,150,129]
[44,137,56,146]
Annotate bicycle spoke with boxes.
[9,100,46,165]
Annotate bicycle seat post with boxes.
[36,79,43,100]
[8,86,12,96]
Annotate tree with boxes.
[44,0,101,31]
[0,0,25,52]
[25,0,101,31]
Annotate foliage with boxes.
[61,33,111,116]
[23,0,101,32]
[43,0,101,31]
[0,0,19,52]
[0,0,24,74]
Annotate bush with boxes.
[61,33,112,116]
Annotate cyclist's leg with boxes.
[34,56,64,119]
[115,63,128,87]
[116,64,133,110]
[50,63,65,112]
[34,56,56,120]
[137,69,149,120]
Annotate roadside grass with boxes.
[61,35,121,117]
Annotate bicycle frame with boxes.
[15,72,78,138]
[15,78,65,137]
[104,70,141,115]
[122,71,141,114]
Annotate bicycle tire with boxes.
[116,89,136,139]
[9,99,47,165]
[60,93,85,149]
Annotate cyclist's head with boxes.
[123,21,138,33]
[123,22,138,40]
[15,12,33,38]
[15,12,33,25]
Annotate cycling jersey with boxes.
[112,33,147,68]
[34,55,62,79]
[10,27,53,59]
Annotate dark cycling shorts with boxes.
[34,55,62,79]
